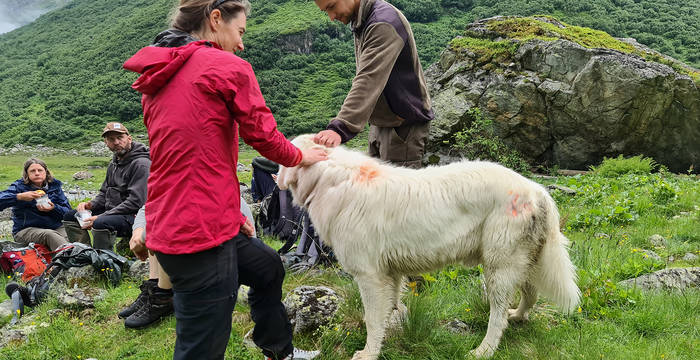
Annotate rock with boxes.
[55,285,107,309]
[0,220,12,238]
[283,286,340,334]
[648,234,667,248]
[425,16,700,173]
[0,299,14,318]
[0,208,11,221]
[72,171,93,180]
[54,265,101,286]
[640,249,662,262]
[546,184,577,195]
[128,260,150,281]
[240,185,254,206]
[237,285,250,307]
[445,319,473,334]
[682,253,699,262]
[237,162,250,172]
[618,267,700,291]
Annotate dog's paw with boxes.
[507,308,529,322]
[470,345,495,358]
[351,349,379,360]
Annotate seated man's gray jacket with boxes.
[90,142,150,216]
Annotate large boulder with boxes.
[425,16,699,172]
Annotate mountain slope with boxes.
[0,0,697,148]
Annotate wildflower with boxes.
[334,327,339,331]
[346,331,350,335]
[31,322,36,325]
[128,285,132,289]
[465,308,471,312]
[16,309,20,315]
[79,322,84,326]
[6,275,10,279]
[577,307,582,313]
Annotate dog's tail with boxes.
[532,195,580,314]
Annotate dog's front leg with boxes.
[352,274,397,360]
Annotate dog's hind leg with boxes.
[471,265,522,358]
[387,276,407,328]
[508,281,537,321]
[352,274,397,360]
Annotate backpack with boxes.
[0,243,52,282]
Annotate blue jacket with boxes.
[0,179,72,235]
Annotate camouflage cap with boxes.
[102,122,129,137]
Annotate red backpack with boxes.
[0,243,52,282]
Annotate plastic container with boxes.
[36,194,50,207]
[75,210,93,228]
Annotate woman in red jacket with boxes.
[123,1,326,359]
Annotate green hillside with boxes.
[0,0,697,148]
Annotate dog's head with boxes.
[277,134,329,193]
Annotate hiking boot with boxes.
[92,228,117,251]
[63,220,91,245]
[264,348,321,360]
[124,287,173,329]
[118,279,156,319]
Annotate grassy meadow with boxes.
[0,152,698,359]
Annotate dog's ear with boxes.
[276,165,298,190]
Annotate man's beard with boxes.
[112,144,132,157]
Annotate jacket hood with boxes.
[115,142,150,165]
[152,29,197,48]
[123,40,218,95]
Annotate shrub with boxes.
[591,155,658,177]
[448,108,531,173]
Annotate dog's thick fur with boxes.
[278,135,580,359]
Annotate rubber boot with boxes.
[63,220,91,245]
[118,279,156,319]
[124,286,174,329]
[92,228,117,251]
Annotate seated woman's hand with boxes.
[16,191,42,202]
[36,200,54,212]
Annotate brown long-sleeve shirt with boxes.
[328,0,434,143]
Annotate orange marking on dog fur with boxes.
[355,164,380,184]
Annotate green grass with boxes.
[0,154,698,359]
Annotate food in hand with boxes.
[35,190,45,195]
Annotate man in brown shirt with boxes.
[313,0,434,168]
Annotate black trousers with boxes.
[63,209,134,237]
[156,233,294,360]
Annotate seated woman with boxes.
[0,158,72,250]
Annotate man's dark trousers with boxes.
[156,233,294,360]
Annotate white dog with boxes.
[278,135,580,359]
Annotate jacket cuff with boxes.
[327,119,358,143]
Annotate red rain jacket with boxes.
[124,40,301,254]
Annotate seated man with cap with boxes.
[63,122,151,250]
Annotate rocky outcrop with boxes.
[618,267,700,291]
[425,16,700,172]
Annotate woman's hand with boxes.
[299,147,328,167]
[240,217,255,238]
[37,200,55,212]
[16,191,42,202]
